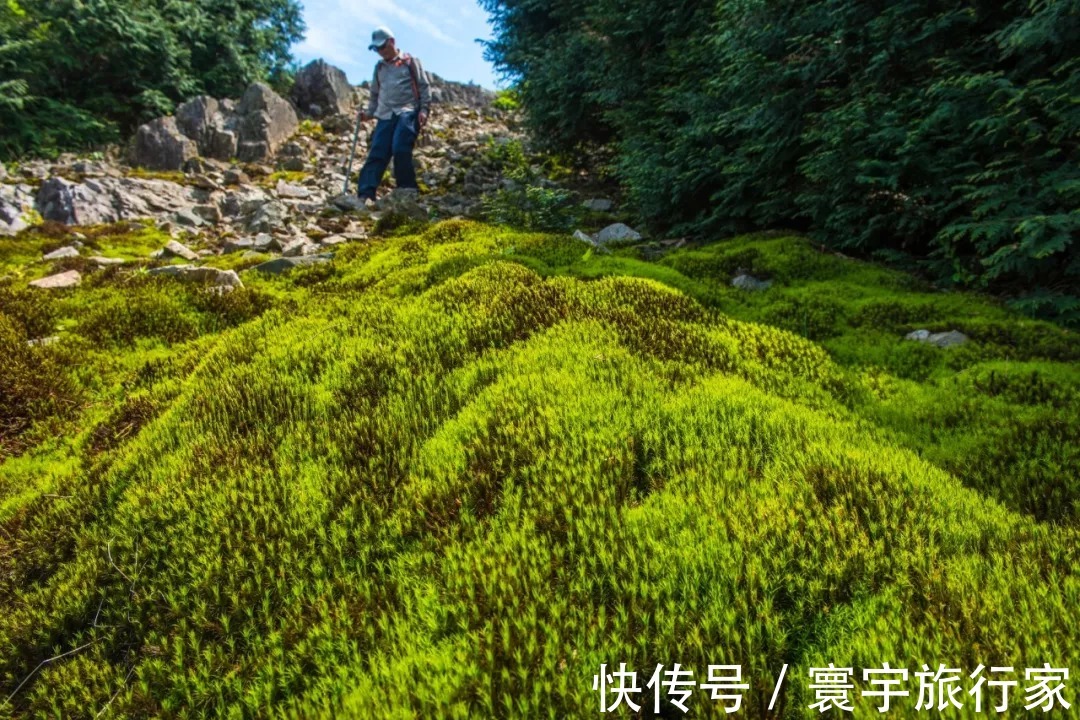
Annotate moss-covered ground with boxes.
[0,220,1077,717]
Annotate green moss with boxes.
[0,221,1077,718]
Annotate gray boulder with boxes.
[595,222,642,245]
[582,198,613,212]
[291,60,354,118]
[0,184,33,235]
[236,82,299,162]
[37,176,196,226]
[130,116,199,170]
[175,96,239,161]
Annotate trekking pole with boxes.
[343,109,364,195]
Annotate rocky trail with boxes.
[0,60,546,284]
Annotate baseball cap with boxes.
[369,26,394,51]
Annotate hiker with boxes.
[356,26,432,205]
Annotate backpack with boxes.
[377,53,422,107]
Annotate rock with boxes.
[163,239,198,260]
[37,175,196,226]
[251,255,331,274]
[595,222,642,245]
[236,82,299,162]
[281,157,307,172]
[573,229,597,246]
[276,180,312,199]
[30,270,81,289]
[582,198,613,212]
[26,336,60,347]
[175,96,238,161]
[321,114,354,135]
[375,188,427,221]
[282,238,318,257]
[279,141,305,157]
[252,233,276,252]
[319,234,348,246]
[291,60,354,118]
[130,116,199,171]
[244,200,288,233]
[223,169,249,186]
[0,182,36,235]
[89,256,126,266]
[731,274,773,292]
[219,186,270,217]
[191,175,221,191]
[192,204,222,224]
[42,246,80,261]
[223,237,255,254]
[148,264,242,288]
[906,329,969,348]
[331,193,371,213]
[0,162,6,181]
[172,208,205,228]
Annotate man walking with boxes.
[356,26,432,204]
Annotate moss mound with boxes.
[0,221,1077,717]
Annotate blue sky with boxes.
[292,0,504,90]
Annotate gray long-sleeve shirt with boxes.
[366,53,432,120]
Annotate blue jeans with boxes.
[357,111,419,199]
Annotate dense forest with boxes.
[0,0,304,159]
[479,0,1080,323]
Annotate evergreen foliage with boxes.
[479,0,1080,320]
[0,0,304,159]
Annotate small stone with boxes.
[731,274,773,292]
[223,169,250,186]
[89,256,126,266]
[319,234,348,246]
[30,270,81,289]
[223,237,255,254]
[192,175,221,191]
[282,238,318,257]
[595,222,642,245]
[42,246,80,261]
[163,239,199,260]
[276,180,312,199]
[26,336,60,347]
[282,157,306,172]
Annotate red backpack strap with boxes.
[402,54,422,107]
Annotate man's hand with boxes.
[418,110,429,129]
[359,110,370,123]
